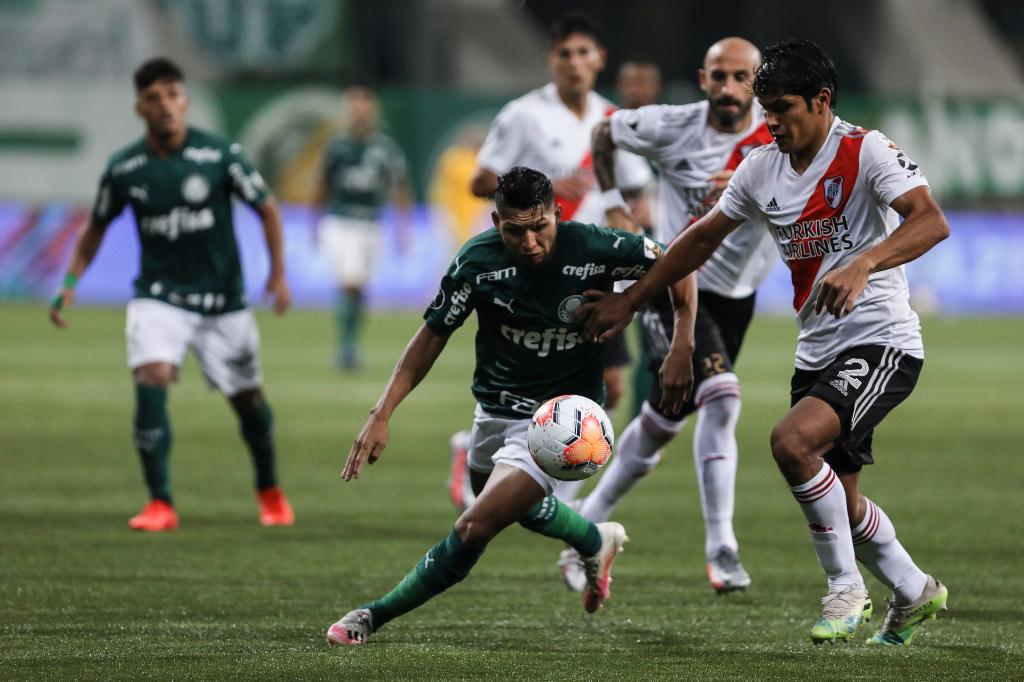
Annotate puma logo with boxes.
[493,296,514,314]
[612,235,624,249]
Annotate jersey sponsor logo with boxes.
[228,162,265,203]
[823,175,844,209]
[643,237,662,259]
[562,263,606,279]
[500,324,582,358]
[776,215,853,260]
[183,146,223,164]
[895,150,920,177]
[443,282,472,326]
[610,264,647,279]
[476,266,517,284]
[182,173,211,204]
[557,294,586,323]
[492,296,514,314]
[128,185,149,203]
[765,197,781,212]
[140,206,216,241]
[111,153,147,177]
[498,390,539,415]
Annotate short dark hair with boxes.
[133,58,184,92]
[494,167,554,213]
[548,11,600,46]
[753,39,838,110]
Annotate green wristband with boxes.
[62,273,79,289]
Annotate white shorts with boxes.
[125,298,262,396]
[466,404,559,496]
[317,215,380,288]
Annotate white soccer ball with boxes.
[528,395,615,481]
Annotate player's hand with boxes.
[553,175,590,201]
[342,412,389,481]
[574,289,633,343]
[814,256,870,319]
[264,274,292,315]
[48,288,75,329]
[658,343,694,415]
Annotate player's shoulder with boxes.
[184,126,237,151]
[103,137,148,177]
[559,220,638,249]
[452,229,510,274]
[502,84,556,117]
[737,139,779,168]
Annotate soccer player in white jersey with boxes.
[579,39,950,646]
[573,37,774,594]
[448,13,654,523]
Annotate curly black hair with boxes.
[753,39,838,110]
[494,167,554,213]
[133,57,184,92]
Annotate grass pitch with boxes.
[1,304,1022,680]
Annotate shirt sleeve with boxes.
[582,225,664,280]
[862,130,929,206]
[717,153,759,222]
[90,164,125,225]
[423,252,476,334]
[614,148,653,191]
[608,105,668,159]
[476,103,529,175]
[225,141,270,207]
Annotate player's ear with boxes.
[817,88,831,113]
[491,210,500,230]
[596,46,607,72]
[697,68,708,94]
[554,204,562,222]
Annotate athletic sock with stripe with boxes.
[852,497,928,604]
[791,462,863,591]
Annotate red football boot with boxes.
[128,499,179,532]
[257,486,295,526]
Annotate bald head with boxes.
[699,37,761,132]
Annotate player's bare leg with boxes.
[128,362,178,531]
[771,397,869,642]
[229,387,293,526]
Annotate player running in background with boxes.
[576,37,774,594]
[49,58,294,531]
[449,12,653,524]
[579,39,949,645]
[617,56,663,111]
[327,167,695,646]
[318,84,412,370]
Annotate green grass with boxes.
[1,304,1022,680]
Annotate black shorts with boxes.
[601,331,631,369]
[644,289,756,420]
[791,345,923,474]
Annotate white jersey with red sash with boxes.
[476,83,652,225]
[719,116,929,369]
[610,100,777,298]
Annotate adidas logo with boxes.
[675,158,692,171]
[829,378,849,396]
[765,197,781,212]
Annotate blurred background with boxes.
[1,0,1022,313]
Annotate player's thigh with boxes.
[125,298,195,374]
[491,415,561,498]
[456,463,548,544]
[191,308,263,396]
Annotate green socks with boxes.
[237,399,277,490]
[519,495,602,557]
[336,290,364,365]
[133,384,172,503]
[363,529,484,627]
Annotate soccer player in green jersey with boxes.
[49,58,294,532]
[317,84,412,370]
[326,166,696,645]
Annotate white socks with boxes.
[852,497,928,604]
[693,393,741,558]
[791,463,864,591]
[578,402,682,522]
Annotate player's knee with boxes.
[699,393,741,431]
[230,387,265,413]
[603,372,624,411]
[454,512,497,549]
[134,363,175,388]
[769,422,814,470]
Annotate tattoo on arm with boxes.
[591,121,617,191]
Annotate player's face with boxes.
[135,78,188,139]
[617,63,661,109]
[346,87,378,133]
[548,34,605,97]
[699,54,756,130]
[761,90,831,154]
[493,204,560,269]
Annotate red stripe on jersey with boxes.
[788,131,867,311]
[724,122,774,171]
[554,106,619,221]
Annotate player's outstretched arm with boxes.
[254,197,291,315]
[813,186,949,318]
[48,217,111,329]
[341,325,451,481]
[577,206,741,342]
[658,273,698,414]
[591,120,641,233]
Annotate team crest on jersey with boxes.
[557,294,587,323]
[823,176,844,210]
[182,173,210,204]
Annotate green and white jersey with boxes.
[321,132,408,221]
[92,127,270,314]
[424,221,663,418]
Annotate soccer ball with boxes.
[528,395,614,481]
